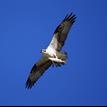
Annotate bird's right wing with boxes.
[48,13,76,51]
[26,57,52,89]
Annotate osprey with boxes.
[26,13,76,89]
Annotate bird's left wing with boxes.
[26,57,52,89]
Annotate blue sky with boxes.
[0,0,107,106]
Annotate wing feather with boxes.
[48,13,76,51]
[26,57,52,89]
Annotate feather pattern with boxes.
[48,13,76,51]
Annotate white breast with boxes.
[46,47,56,57]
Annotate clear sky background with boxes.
[0,0,107,106]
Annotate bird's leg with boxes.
[55,53,62,66]
[51,55,58,67]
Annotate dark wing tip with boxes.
[25,78,33,89]
[54,12,76,34]
[25,77,37,89]
[63,12,76,23]
[25,64,37,89]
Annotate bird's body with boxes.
[26,13,76,89]
[42,47,57,58]
[42,47,66,64]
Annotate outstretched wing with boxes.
[26,57,52,89]
[48,13,76,51]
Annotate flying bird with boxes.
[26,13,76,89]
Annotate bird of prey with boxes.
[26,13,76,89]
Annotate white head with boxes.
[41,49,46,54]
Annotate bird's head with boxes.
[41,49,46,54]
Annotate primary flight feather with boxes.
[26,13,76,89]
